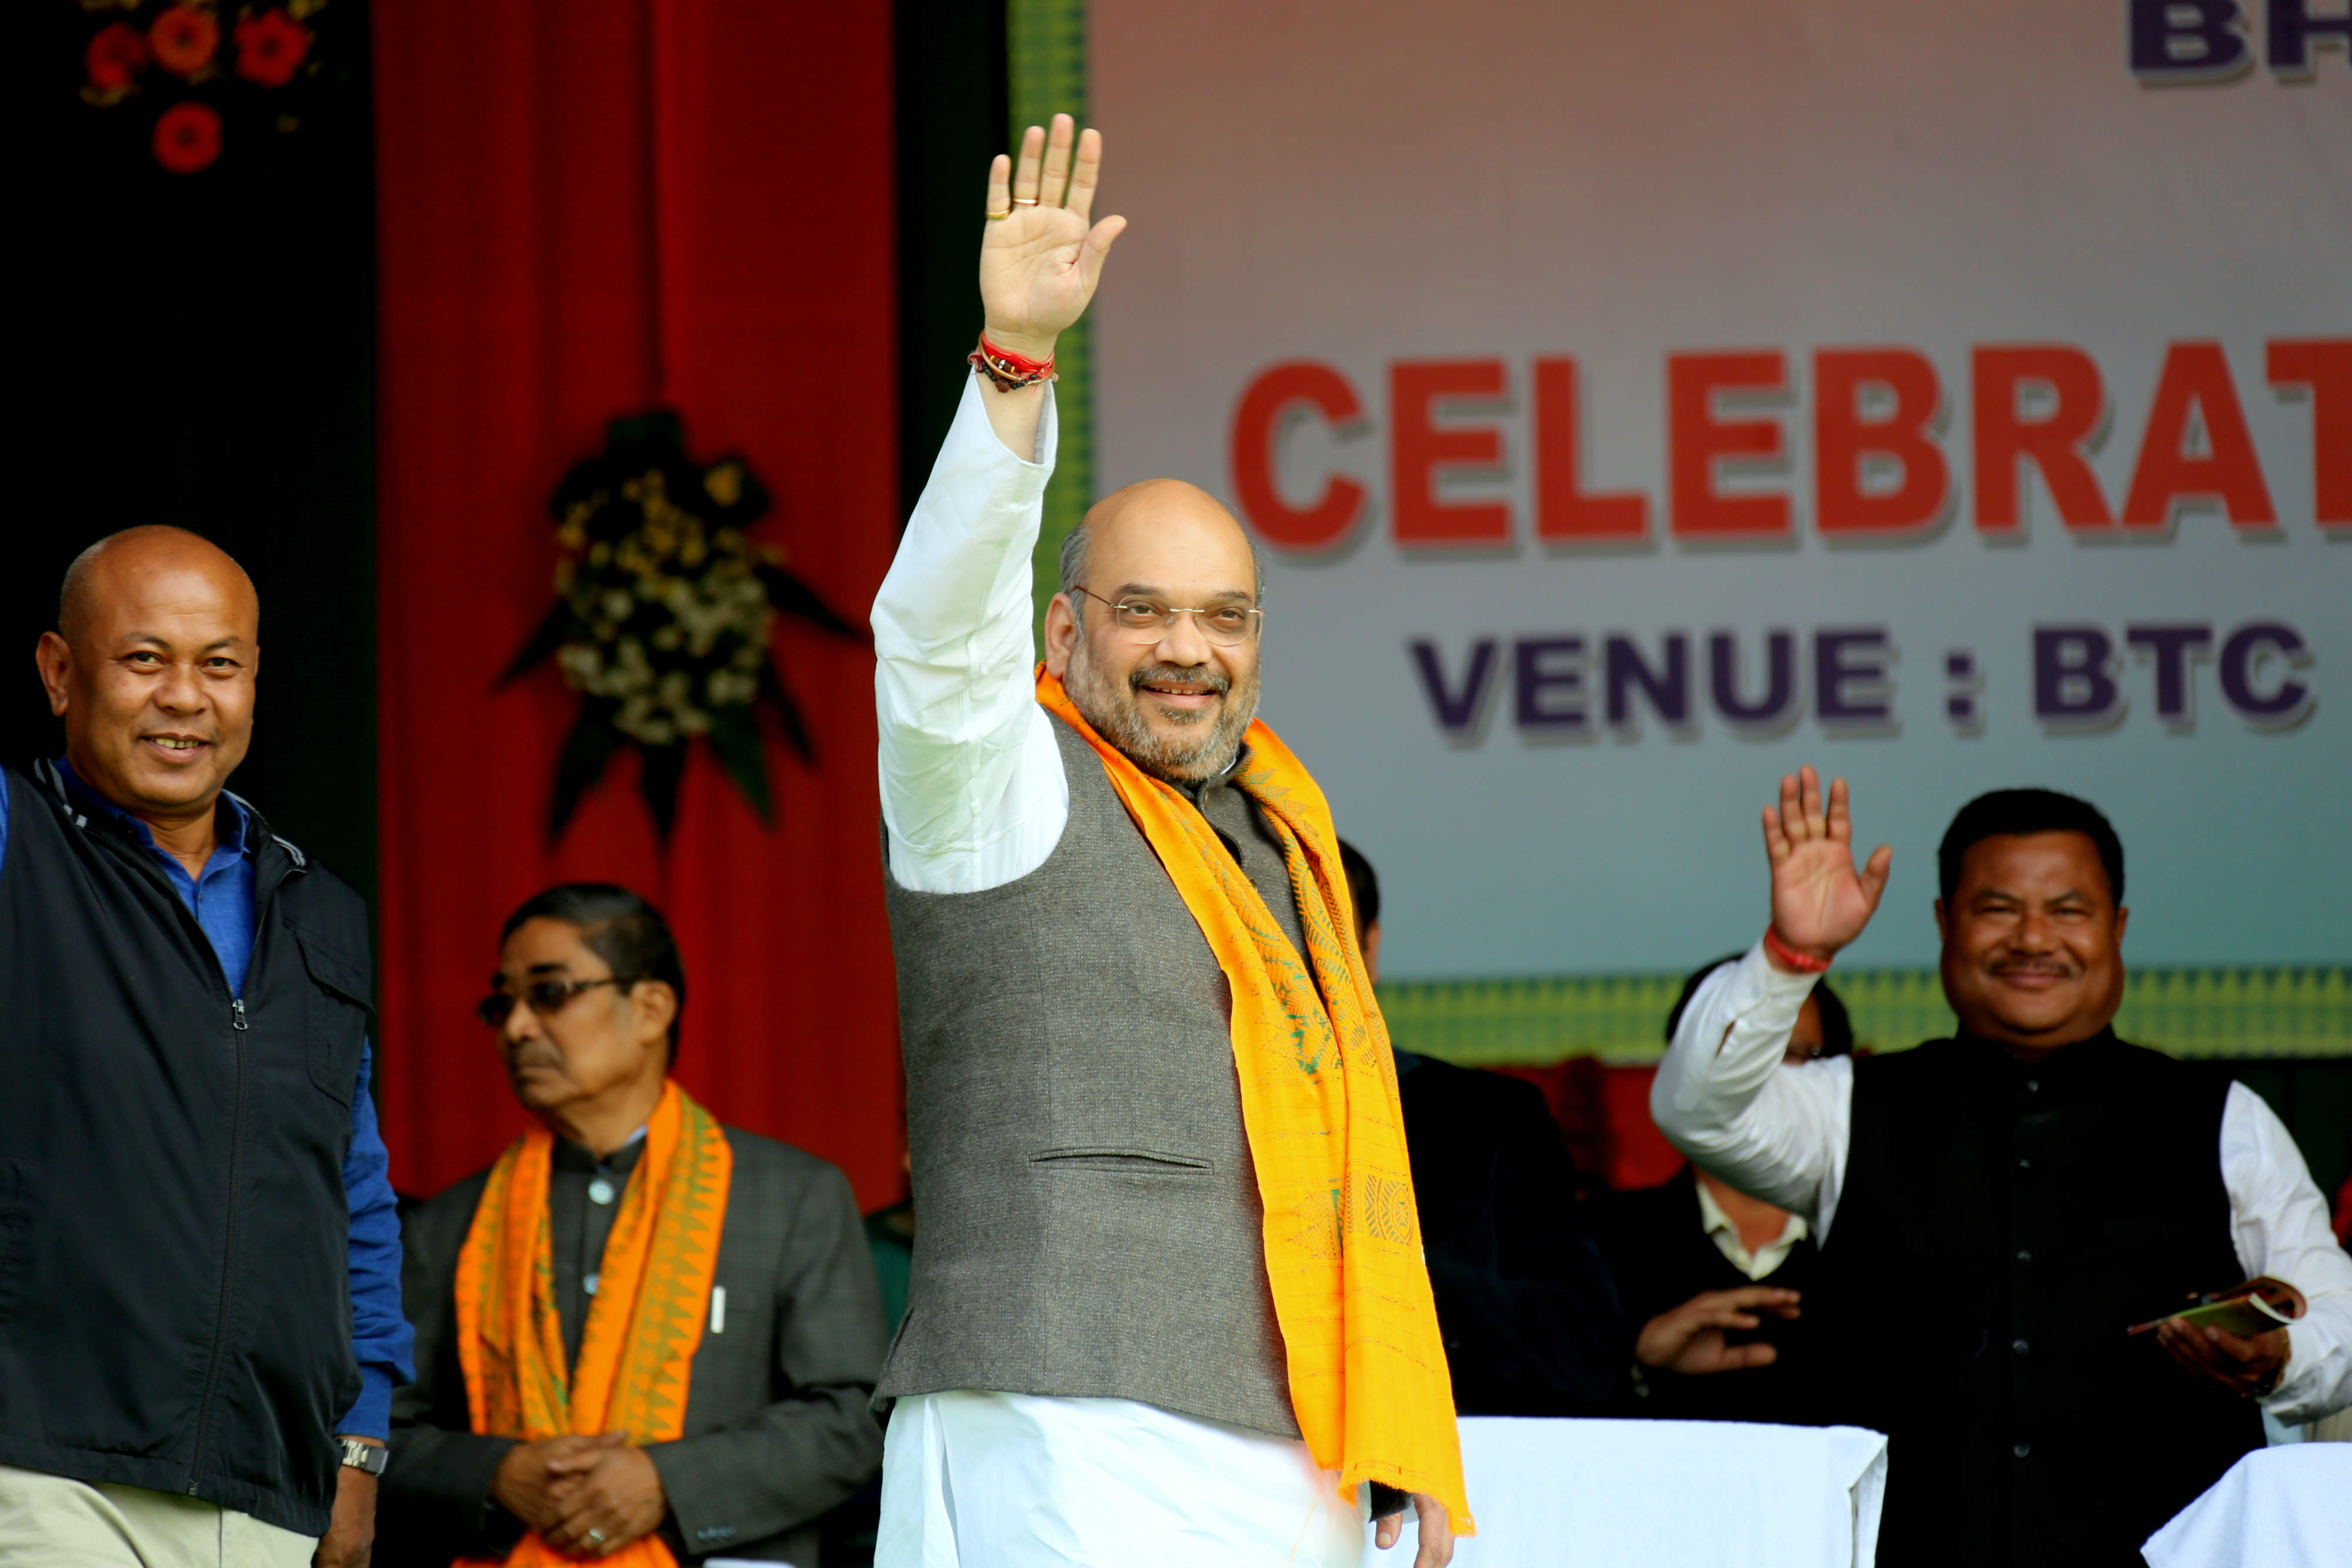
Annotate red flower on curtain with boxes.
[233,10,312,88]
[148,5,220,79]
[77,0,330,170]
[85,23,150,95]
[153,100,223,173]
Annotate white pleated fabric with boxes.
[876,1390,1370,1568]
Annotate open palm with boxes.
[1763,765,1892,959]
[980,115,1126,357]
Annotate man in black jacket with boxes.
[380,885,884,1566]
[0,528,411,1566]
[1337,841,1622,1415]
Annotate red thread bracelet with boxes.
[1763,926,1832,973]
[977,334,1052,375]
[969,334,1057,392]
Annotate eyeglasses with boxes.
[476,976,622,1029]
[1071,586,1262,647]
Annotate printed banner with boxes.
[1091,1,2349,1041]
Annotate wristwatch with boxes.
[338,1437,390,1476]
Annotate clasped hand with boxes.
[492,1433,667,1558]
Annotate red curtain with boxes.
[372,1,902,1207]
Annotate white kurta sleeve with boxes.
[2217,1082,2352,1423]
[872,378,1070,895]
[1649,944,1853,1229]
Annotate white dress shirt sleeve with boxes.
[2219,1082,2352,1422]
[1649,944,1853,1231]
[871,377,1071,895]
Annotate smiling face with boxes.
[490,917,674,1122]
[1044,480,1263,783]
[36,528,259,824]
[1936,831,2129,1055]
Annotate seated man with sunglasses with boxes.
[379,884,887,1567]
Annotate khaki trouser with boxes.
[0,1465,315,1568]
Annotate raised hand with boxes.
[979,114,1126,361]
[1763,765,1892,964]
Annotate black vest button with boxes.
[2013,1440,2032,1459]
[2015,1248,2033,1264]
[2016,1157,2030,1170]
[2026,1078,2039,1092]
[2012,1338,2031,1356]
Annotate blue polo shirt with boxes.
[0,764,413,1438]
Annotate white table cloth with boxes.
[1364,1418,1888,1568]
[2140,1445,2352,1568]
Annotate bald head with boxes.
[1060,479,1264,609]
[59,527,258,651]
[38,526,261,831]
[1044,477,1267,783]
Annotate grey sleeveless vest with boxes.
[878,714,1302,1436]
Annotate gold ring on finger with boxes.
[985,209,1012,220]
[1013,196,1040,206]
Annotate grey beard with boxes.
[1065,644,1259,783]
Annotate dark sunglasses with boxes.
[476,976,622,1029]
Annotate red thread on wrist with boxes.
[976,334,1054,376]
[1763,926,1832,973]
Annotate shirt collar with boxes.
[1695,1178,1809,1248]
[55,756,252,863]
[552,1122,652,1173]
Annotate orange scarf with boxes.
[452,1080,733,1567]
[1038,670,1472,1531]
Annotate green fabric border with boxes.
[1378,967,2352,1066]
[1007,0,1091,656]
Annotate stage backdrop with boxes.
[1091,0,2351,1062]
[373,0,901,1203]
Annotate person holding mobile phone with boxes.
[1651,773,2352,1568]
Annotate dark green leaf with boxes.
[759,666,817,764]
[547,708,622,845]
[755,563,867,646]
[605,409,683,454]
[497,601,579,688]
[638,741,688,840]
[706,707,773,824]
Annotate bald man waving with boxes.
[870,118,1468,1567]
[0,529,410,1567]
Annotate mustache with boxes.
[1129,663,1230,696]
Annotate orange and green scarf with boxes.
[1038,669,1473,1531]
[452,1079,732,1567]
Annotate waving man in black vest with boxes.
[0,528,412,1567]
[1652,770,2352,1568]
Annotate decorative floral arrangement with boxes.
[501,412,864,841]
[76,0,325,174]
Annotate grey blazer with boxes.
[380,1125,887,1566]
